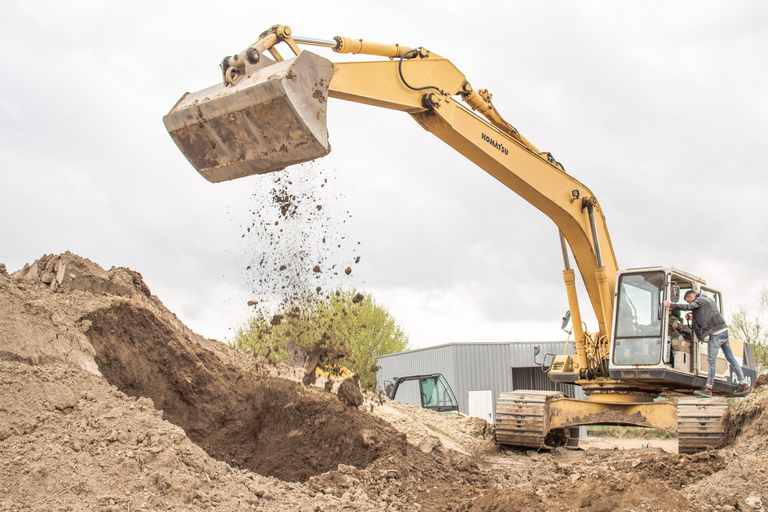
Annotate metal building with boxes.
[375,341,585,423]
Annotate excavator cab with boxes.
[608,266,757,394]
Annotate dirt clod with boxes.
[338,377,364,407]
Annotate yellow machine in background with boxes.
[316,363,354,381]
[164,25,757,453]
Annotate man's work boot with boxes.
[694,386,713,398]
[734,382,750,396]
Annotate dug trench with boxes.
[82,302,411,482]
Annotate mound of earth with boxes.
[1,252,767,511]
[0,253,491,510]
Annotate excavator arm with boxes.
[164,25,619,369]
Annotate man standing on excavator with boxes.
[664,291,749,397]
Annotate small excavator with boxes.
[164,25,757,453]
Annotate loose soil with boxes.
[238,164,361,312]
[2,253,767,511]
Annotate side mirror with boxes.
[671,282,680,303]
[561,310,571,332]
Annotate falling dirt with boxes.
[236,162,362,314]
[231,161,369,382]
[338,377,364,408]
[2,252,768,511]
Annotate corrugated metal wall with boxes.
[451,343,511,417]
[376,343,458,404]
[376,341,582,422]
[510,367,584,399]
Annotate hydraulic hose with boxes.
[398,48,444,94]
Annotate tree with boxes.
[325,290,410,390]
[232,293,351,390]
[729,287,768,373]
[232,289,410,390]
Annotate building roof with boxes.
[377,340,574,369]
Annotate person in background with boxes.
[668,308,688,340]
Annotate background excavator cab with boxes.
[386,374,460,414]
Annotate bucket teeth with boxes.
[164,51,335,183]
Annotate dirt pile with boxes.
[0,253,490,510]
[2,252,768,511]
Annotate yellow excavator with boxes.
[164,25,757,453]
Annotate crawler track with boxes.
[677,396,727,454]
[495,390,573,450]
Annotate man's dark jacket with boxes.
[674,293,727,340]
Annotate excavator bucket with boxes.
[163,51,335,183]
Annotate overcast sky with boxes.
[2,1,767,348]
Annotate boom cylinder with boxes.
[562,269,588,371]
[333,36,413,58]
[559,229,571,271]
[586,200,603,268]
[595,266,613,338]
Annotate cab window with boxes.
[613,272,664,365]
